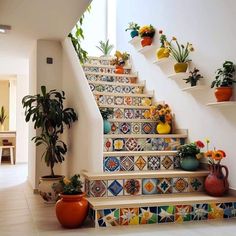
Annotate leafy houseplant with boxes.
[139,25,155,47]
[22,86,78,202]
[125,22,140,38]
[110,51,130,74]
[211,61,236,102]
[183,68,203,87]
[96,40,114,56]
[156,30,169,60]
[177,140,205,171]
[0,106,7,130]
[100,108,113,134]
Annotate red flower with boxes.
[218,150,226,157]
[195,140,205,148]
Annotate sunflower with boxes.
[144,110,150,119]
[212,151,225,161]
[205,150,213,158]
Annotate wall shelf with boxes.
[168,72,188,80]
[206,101,236,107]
[128,36,141,46]
[138,45,155,54]
[153,58,172,66]
[182,85,205,92]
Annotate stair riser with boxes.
[110,107,151,119]
[107,121,158,135]
[104,137,186,152]
[89,83,144,94]
[89,202,236,227]
[85,176,205,198]
[86,74,137,84]
[103,154,178,172]
[84,66,131,74]
[87,57,114,65]
[95,95,152,107]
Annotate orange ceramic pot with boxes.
[115,66,124,74]
[55,193,88,228]
[214,87,233,102]
[141,37,153,47]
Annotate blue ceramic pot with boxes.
[103,119,111,134]
[130,30,139,38]
[180,156,199,171]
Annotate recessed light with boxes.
[0,25,11,34]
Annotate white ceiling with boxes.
[0,0,91,58]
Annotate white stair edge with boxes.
[88,80,145,87]
[108,118,157,123]
[93,91,153,98]
[206,101,236,107]
[83,63,132,70]
[85,71,137,78]
[88,56,115,61]
[88,192,236,210]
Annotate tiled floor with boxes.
[0,164,236,236]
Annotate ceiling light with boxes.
[0,25,11,34]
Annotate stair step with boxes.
[85,71,137,78]
[108,119,155,123]
[93,91,153,98]
[83,63,132,70]
[104,150,178,156]
[99,104,152,109]
[83,64,131,74]
[104,133,187,138]
[88,81,145,95]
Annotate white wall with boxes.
[116,0,236,188]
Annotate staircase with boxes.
[82,56,236,227]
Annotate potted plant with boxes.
[204,139,229,196]
[177,140,205,171]
[110,50,130,74]
[22,86,78,203]
[144,103,172,134]
[125,22,140,38]
[139,24,155,47]
[156,30,170,60]
[211,61,236,102]
[55,174,88,228]
[166,37,194,73]
[0,106,7,131]
[100,108,113,134]
[183,68,203,87]
[96,39,114,57]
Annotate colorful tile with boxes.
[104,138,113,152]
[142,123,154,134]
[174,155,180,168]
[139,207,158,224]
[103,156,120,172]
[125,138,138,151]
[85,178,90,196]
[110,122,118,134]
[147,156,160,170]
[175,205,192,223]
[220,202,235,218]
[160,156,174,170]
[131,123,141,134]
[173,177,189,193]
[90,180,107,197]
[134,156,147,171]
[120,208,139,225]
[119,122,131,134]
[114,85,122,93]
[124,96,133,105]
[97,208,120,227]
[208,203,224,219]
[114,108,123,119]
[123,86,131,93]
[158,205,175,223]
[107,180,123,196]
[189,177,204,192]
[124,109,134,119]
[157,178,172,194]
[124,179,141,195]
[113,138,125,151]
[142,178,158,195]
[120,156,134,171]
[192,204,208,220]
[114,96,123,105]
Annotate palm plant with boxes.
[0,106,7,125]
[22,86,78,177]
[96,40,114,56]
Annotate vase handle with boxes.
[221,165,229,179]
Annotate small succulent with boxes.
[96,39,114,56]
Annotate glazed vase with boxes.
[180,156,199,171]
[56,193,88,228]
[141,37,153,47]
[204,164,229,197]
[156,47,169,60]
[214,87,232,102]
[174,63,188,73]
[115,66,124,74]
[156,122,171,134]
[130,30,139,38]
[103,119,111,134]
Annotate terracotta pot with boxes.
[204,164,229,197]
[56,193,88,228]
[38,175,64,203]
[141,37,153,47]
[115,66,124,74]
[174,63,188,73]
[156,47,169,60]
[156,122,171,134]
[214,87,233,102]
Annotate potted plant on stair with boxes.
[22,86,78,203]
[183,68,203,87]
[156,30,170,60]
[166,37,194,73]
[110,51,130,74]
[55,174,88,228]
[100,108,113,134]
[96,39,114,57]
[0,106,7,131]
[211,61,236,102]
[139,24,155,47]
[125,22,140,38]
[177,140,205,171]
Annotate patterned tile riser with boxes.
[89,83,144,94]
[95,202,236,227]
[85,176,205,197]
[110,108,151,119]
[86,74,137,84]
[104,137,186,152]
[103,155,180,172]
[86,58,115,65]
[83,66,131,74]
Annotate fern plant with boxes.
[0,106,7,125]
[96,40,114,56]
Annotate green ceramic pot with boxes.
[103,119,111,134]
[180,156,199,171]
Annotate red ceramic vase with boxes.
[55,193,88,228]
[141,37,153,47]
[204,164,229,197]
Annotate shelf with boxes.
[168,72,189,80]
[182,85,206,92]
[206,101,236,107]
[128,36,141,45]
[138,45,155,54]
[153,57,172,66]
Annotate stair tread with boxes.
[108,119,156,122]
[88,56,115,61]
[85,71,137,78]
[83,63,132,69]
[103,150,178,156]
[88,192,236,210]
[83,169,209,180]
[88,80,145,87]
[104,132,188,138]
[93,91,153,97]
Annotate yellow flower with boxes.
[144,110,151,119]
[172,36,177,41]
[114,140,124,150]
[205,138,210,144]
[63,178,71,185]
[142,98,152,106]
